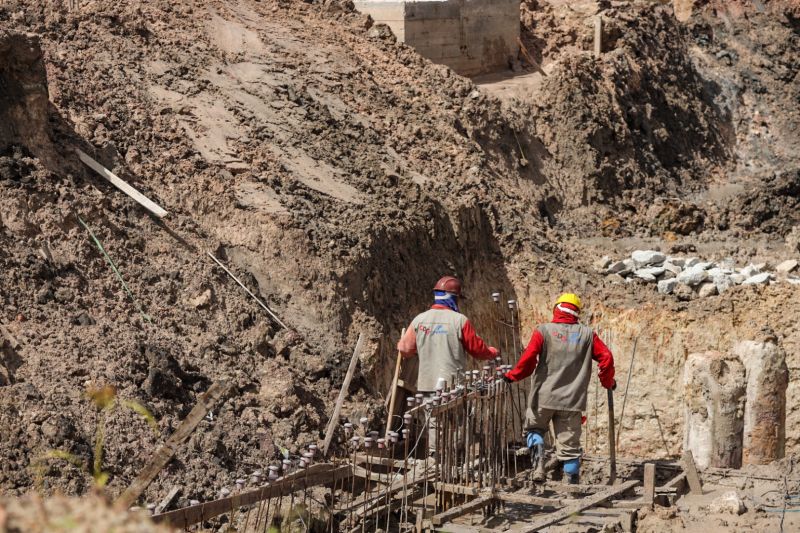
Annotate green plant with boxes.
[34,385,158,490]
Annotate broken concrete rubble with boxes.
[602,250,794,297]
[707,491,746,515]
[676,266,708,286]
[632,250,666,266]
[776,259,798,274]
[742,273,772,285]
[657,278,678,294]
[696,282,717,298]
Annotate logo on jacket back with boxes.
[419,324,448,335]
[553,330,582,345]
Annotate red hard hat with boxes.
[433,276,462,296]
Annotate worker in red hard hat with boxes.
[397,276,500,451]
[504,293,615,484]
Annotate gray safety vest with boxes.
[526,322,594,413]
[411,308,468,392]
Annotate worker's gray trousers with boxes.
[526,406,582,461]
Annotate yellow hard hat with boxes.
[555,293,582,310]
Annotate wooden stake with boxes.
[681,450,703,494]
[321,333,365,456]
[643,463,656,505]
[115,381,229,508]
[594,16,603,58]
[154,486,181,514]
[75,148,167,218]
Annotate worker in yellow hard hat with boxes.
[504,293,616,484]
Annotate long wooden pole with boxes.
[115,381,228,508]
[152,464,351,528]
[321,333,365,456]
[607,388,616,485]
[206,252,288,329]
[385,329,405,440]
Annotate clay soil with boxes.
[0,0,799,530]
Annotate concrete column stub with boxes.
[732,338,789,465]
[683,350,746,469]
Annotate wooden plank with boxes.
[661,472,687,490]
[431,496,493,526]
[435,482,480,497]
[681,450,703,494]
[518,480,639,532]
[594,16,603,58]
[322,333,364,456]
[115,381,229,508]
[153,464,350,528]
[643,463,656,505]
[75,148,167,218]
[207,252,287,330]
[606,499,652,510]
[352,465,393,483]
[495,492,570,508]
[544,481,604,493]
[354,453,414,469]
[580,509,635,532]
[153,486,180,515]
[661,471,686,503]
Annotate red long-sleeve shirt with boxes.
[505,307,615,389]
[397,305,498,360]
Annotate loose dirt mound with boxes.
[0,493,169,532]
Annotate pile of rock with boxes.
[596,251,800,298]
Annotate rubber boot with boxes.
[563,458,580,485]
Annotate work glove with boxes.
[502,374,513,384]
[602,379,617,391]
[526,431,544,448]
[488,346,500,358]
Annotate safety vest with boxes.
[411,308,467,392]
[526,322,594,412]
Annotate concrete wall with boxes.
[354,0,520,76]
[355,1,407,41]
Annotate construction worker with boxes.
[504,293,615,484]
[397,276,500,451]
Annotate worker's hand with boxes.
[604,379,617,391]
[489,346,500,357]
[502,374,513,384]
